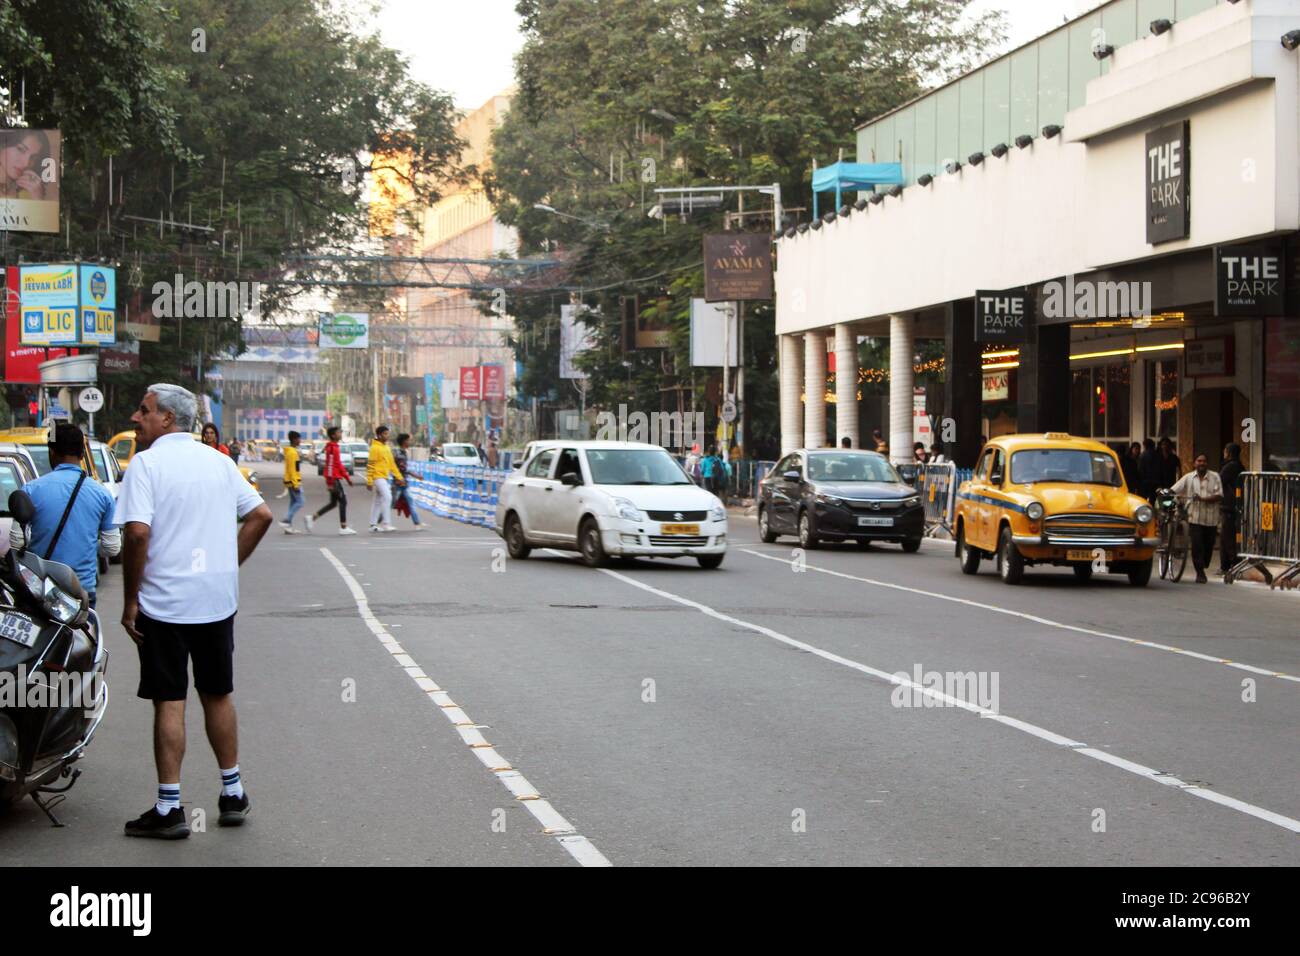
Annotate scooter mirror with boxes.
[7,490,34,528]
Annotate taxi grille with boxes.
[646,510,706,521]
[648,535,710,548]
[1044,513,1135,543]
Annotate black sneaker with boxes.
[124,806,190,839]
[218,792,251,827]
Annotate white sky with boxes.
[376,0,1108,111]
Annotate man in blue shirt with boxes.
[10,423,119,607]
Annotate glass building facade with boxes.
[857,0,1221,181]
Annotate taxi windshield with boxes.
[1011,449,1121,486]
[586,449,690,485]
[807,453,899,482]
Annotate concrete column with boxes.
[1018,322,1070,433]
[779,334,804,455]
[834,323,859,448]
[888,314,914,463]
[943,299,982,467]
[803,331,828,448]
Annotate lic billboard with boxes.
[18,262,116,346]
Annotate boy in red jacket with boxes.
[306,425,356,535]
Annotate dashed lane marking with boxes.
[564,552,1300,835]
[320,546,611,867]
[740,548,1300,684]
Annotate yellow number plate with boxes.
[1066,549,1108,561]
[660,523,700,535]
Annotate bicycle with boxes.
[1154,488,1190,582]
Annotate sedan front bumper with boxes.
[813,503,925,540]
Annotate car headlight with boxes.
[709,504,726,523]
[43,578,81,624]
[611,497,643,521]
[1135,504,1153,525]
[1026,501,1045,521]
[815,493,842,506]
[904,496,921,508]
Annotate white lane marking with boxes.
[320,547,612,866]
[741,548,1300,684]
[569,553,1300,835]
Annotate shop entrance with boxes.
[1191,387,1246,462]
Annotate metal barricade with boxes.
[1226,472,1300,587]
[900,462,969,538]
[407,460,512,530]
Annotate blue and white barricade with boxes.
[407,461,511,529]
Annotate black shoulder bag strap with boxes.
[44,472,88,560]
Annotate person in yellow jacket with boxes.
[280,430,305,533]
[366,425,403,532]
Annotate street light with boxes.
[533,203,611,231]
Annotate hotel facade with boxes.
[775,0,1300,473]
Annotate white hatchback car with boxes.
[495,441,727,568]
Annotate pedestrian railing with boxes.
[1226,472,1300,588]
[406,460,511,529]
[898,462,968,538]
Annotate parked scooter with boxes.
[0,489,107,825]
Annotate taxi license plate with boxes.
[1067,549,1109,561]
[857,516,893,527]
[0,611,37,648]
[660,523,700,535]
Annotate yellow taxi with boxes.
[954,433,1157,586]
[107,429,259,492]
[0,427,101,479]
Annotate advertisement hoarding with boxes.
[459,365,481,401]
[689,298,739,367]
[703,233,773,302]
[0,129,62,233]
[1145,121,1189,245]
[4,267,74,383]
[79,264,116,345]
[975,289,1032,343]
[482,364,505,400]
[19,264,79,346]
[318,312,369,349]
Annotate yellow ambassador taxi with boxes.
[954,433,1157,587]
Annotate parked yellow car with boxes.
[954,433,1157,586]
[106,429,259,491]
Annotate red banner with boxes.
[482,364,505,400]
[4,266,74,383]
[459,365,481,401]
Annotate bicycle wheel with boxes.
[1157,517,1172,579]
[1169,518,1190,582]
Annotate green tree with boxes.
[2,0,465,432]
[486,0,1002,454]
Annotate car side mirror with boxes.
[782,470,801,483]
[560,472,581,487]
[990,470,1003,485]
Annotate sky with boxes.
[375,0,1109,111]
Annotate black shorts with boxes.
[136,610,236,701]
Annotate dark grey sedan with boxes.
[757,449,924,551]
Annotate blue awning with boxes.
[811,161,905,217]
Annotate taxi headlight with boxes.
[1135,504,1153,525]
[1025,501,1045,521]
[610,497,643,522]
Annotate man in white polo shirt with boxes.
[116,384,273,839]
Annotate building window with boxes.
[1071,362,1129,444]
[1263,317,1300,470]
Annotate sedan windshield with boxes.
[1011,449,1121,486]
[807,453,899,483]
[585,449,690,485]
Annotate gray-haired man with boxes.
[116,384,273,838]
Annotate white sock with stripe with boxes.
[156,783,180,816]
[221,766,244,798]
